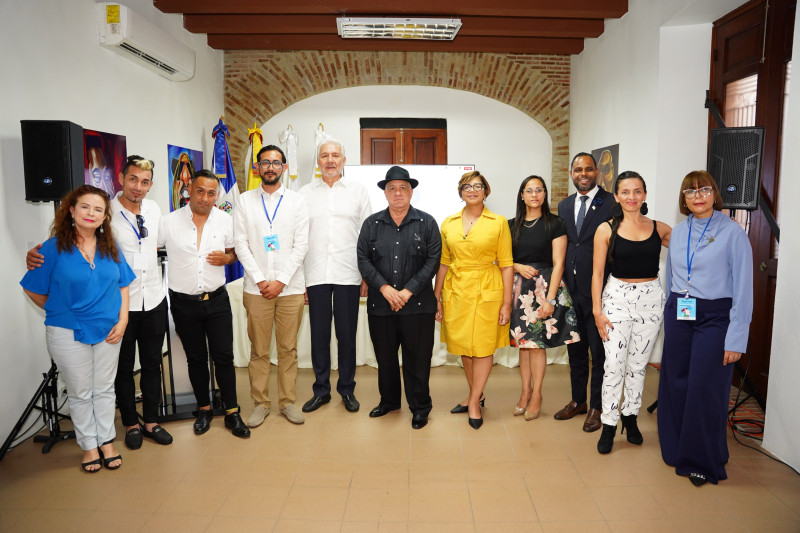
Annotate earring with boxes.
[71,220,75,227]
[99,226,104,234]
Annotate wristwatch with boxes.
[547,298,556,306]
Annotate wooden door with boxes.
[710,0,794,406]
[360,118,447,165]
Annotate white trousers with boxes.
[600,275,665,426]
[46,326,120,450]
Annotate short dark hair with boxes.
[193,169,220,183]
[256,145,286,164]
[678,170,723,216]
[570,152,597,170]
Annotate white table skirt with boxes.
[226,278,569,370]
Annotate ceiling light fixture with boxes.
[337,17,462,41]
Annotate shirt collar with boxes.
[461,206,496,220]
[576,185,601,205]
[378,205,421,226]
[259,185,286,198]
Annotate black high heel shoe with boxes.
[450,395,486,414]
[98,440,122,470]
[468,416,483,429]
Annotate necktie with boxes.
[576,195,589,235]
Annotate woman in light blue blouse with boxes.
[21,185,135,473]
[657,171,753,487]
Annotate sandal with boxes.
[81,457,102,473]
[98,440,122,470]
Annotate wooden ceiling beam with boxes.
[207,34,585,54]
[185,14,604,39]
[156,0,627,19]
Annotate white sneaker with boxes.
[247,405,270,427]
[280,404,305,425]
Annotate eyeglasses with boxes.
[258,160,283,168]
[683,186,713,198]
[523,188,545,195]
[461,184,485,192]
[136,214,148,239]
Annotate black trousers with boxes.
[368,313,434,416]
[115,298,168,426]
[565,291,605,410]
[169,290,238,410]
[307,284,360,397]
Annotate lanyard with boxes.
[261,193,283,233]
[120,211,142,243]
[686,214,712,293]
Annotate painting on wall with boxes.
[84,129,127,197]
[592,144,619,193]
[168,145,202,212]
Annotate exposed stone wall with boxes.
[224,51,570,201]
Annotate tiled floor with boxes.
[1,364,799,532]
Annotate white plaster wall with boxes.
[0,0,223,443]
[253,85,553,220]
[763,6,800,476]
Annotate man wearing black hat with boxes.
[356,166,441,429]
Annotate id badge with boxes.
[132,252,147,270]
[677,297,697,321]
[263,234,280,252]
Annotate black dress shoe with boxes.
[302,394,331,413]
[689,473,708,487]
[450,395,486,414]
[369,405,399,418]
[342,394,360,413]
[468,416,483,430]
[193,410,213,435]
[224,411,251,438]
[124,426,143,450]
[411,414,428,430]
[141,424,173,445]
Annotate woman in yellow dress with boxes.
[434,171,513,429]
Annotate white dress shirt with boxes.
[234,185,309,297]
[300,177,372,286]
[158,205,234,295]
[573,184,602,224]
[111,195,164,311]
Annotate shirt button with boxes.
[396,242,399,244]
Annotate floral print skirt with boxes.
[509,262,581,349]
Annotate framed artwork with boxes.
[83,129,127,197]
[168,145,202,212]
[592,144,619,193]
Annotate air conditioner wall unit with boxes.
[96,3,195,82]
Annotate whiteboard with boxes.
[344,164,474,226]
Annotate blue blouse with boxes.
[665,211,753,352]
[20,237,136,344]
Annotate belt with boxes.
[169,286,226,302]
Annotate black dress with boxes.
[508,216,581,349]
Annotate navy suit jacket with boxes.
[557,187,614,299]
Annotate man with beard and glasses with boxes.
[555,152,614,432]
[234,145,309,427]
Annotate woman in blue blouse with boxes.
[21,185,135,473]
[657,171,753,487]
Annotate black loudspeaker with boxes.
[707,126,764,210]
[21,120,85,202]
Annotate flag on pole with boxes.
[247,123,263,191]
[211,118,244,282]
[278,124,300,191]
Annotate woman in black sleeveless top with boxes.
[591,172,671,454]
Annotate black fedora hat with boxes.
[377,165,418,189]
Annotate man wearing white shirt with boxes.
[158,170,249,438]
[299,139,371,413]
[26,155,174,449]
[234,145,309,427]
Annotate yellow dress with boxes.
[440,207,513,357]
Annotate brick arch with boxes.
[224,51,570,201]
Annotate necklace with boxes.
[523,217,541,228]
[77,242,96,269]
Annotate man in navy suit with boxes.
[556,152,614,432]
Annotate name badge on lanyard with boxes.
[262,193,283,252]
[678,215,712,321]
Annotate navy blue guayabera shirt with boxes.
[357,206,441,317]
